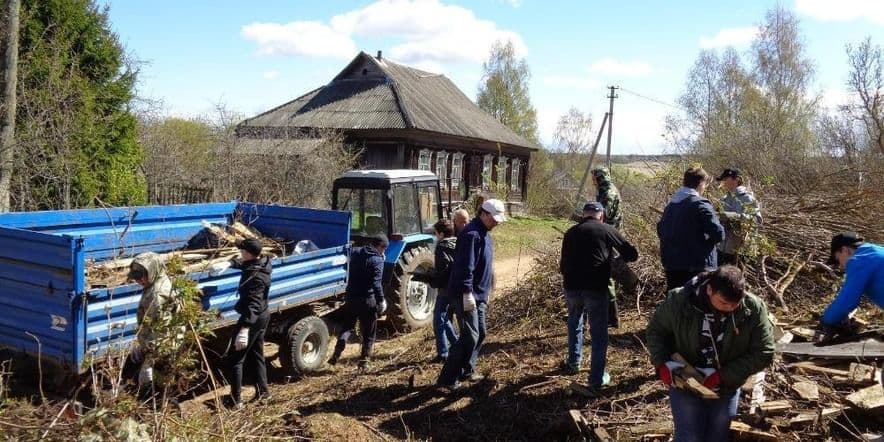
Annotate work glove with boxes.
[697,367,721,390]
[234,327,249,351]
[656,361,685,386]
[208,261,231,276]
[812,326,833,344]
[138,365,154,387]
[462,293,477,313]
[378,300,388,316]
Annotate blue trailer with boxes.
[0,202,351,383]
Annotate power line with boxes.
[619,86,687,112]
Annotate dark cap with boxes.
[716,168,742,181]
[127,263,147,282]
[369,233,389,248]
[236,238,263,256]
[583,201,604,212]
[828,232,864,265]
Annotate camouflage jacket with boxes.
[718,186,761,254]
[594,169,623,230]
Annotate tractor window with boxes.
[392,184,420,235]
[338,188,387,236]
[418,185,439,232]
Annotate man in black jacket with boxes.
[431,219,458,362]
[560,202,638,389]
[215,238,272,409]
[328,234,388,371]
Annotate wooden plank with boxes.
[231,222,259,239]
[846,384,884,411]
[790,327,816,340]
[629,422,673,435]
[789,361,850,376]
[671,353,704,382]
[670,353,720,399]
[791,382,820,401]
[788,406,846,426]
[777,340,884,360]
[758,400,792,415]
[592,427,613,442]
[849,363,880,386]
[568,410,589,437]
[730,421,777,441]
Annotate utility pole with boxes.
[574,112,608,204]
[0,0,20,212]
[605,85,618,169]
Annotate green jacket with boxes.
[593,168,622,230]
[646,278,775,393]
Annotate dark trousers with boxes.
[665,270,702,291]
[332,298,378,361]
[438,297,487,386]
[229,311,270,403]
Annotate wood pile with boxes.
[85,221,286,288]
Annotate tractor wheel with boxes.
[389,246,436,331]
[279,315,329,376]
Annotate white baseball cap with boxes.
[481,199,507,223]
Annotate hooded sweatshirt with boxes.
[657,187,725,272]
[133,252,176,352]
[231,256,272,327]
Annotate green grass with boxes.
[492,215,572,260]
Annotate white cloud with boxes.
[241,21,357,59]
[795,0,884,25]
[587,58,652,77]
[699,27,759,49]
[262,70,281,80]
[242,0,526,66]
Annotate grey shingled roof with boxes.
[240,52,536,150]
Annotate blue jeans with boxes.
[437,296,487,386]
[669,387,740,442]
[565,289,609,386]
[433,290,458,359]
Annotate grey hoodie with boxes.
[133,252,177,353]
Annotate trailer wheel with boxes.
[389,246,436,331]
[280,316,329,375]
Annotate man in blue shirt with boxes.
[815,232,884,343]
[437,199,507,391]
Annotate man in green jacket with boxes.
[646,266,774,442]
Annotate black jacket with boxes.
[431,237,457,290]
[657,187,725,272]
[231,256,272,327]
[560,218,638,290]
[346,246,385,306]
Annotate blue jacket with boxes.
[448,218,494,302]
[346,246,385,305]
[821,243,884,326]
[657,187,725,272]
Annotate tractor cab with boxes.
[332,170,444,330]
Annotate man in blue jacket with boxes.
[815,232,884,343]
[658,167,725,290]
[437,199,507,391]
[328,234,388,371]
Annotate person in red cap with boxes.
[814,232,884,343]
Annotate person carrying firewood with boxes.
[646,265,775,441]
[328,233,389,372]
[814,232,884,344]
[715,168,761,266]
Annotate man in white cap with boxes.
[437,198,507,391]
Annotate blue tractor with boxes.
[332,170,444,330]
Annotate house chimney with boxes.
[376,50,382,60]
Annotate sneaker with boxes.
[460,372,485,383]
[327,355,339,366]
[560,361,580,375]
[357,359,371,373]
[600,372,611,387]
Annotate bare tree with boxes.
[553,107,593,155]
[846,37,884,155]
[0,0,20,212]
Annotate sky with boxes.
[97,0,884,154]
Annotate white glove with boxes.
[696,366,717,377]
[138,366,154,387]
[378,300,388,315]
[463,293,477,312]
[208,261,232,276]
[235,327,249,351]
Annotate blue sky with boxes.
[98,0,884,154]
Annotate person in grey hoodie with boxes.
[657,167,725,290]
[715,168,761,266]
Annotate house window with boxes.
[435,151,448,188]
[451,153,464,189]
[418,149,431,171]
[497,156,508,187]
[511,159,521,191]
[482,154,493,189]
